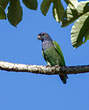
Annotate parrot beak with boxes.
[37,35,41,40]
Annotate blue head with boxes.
[38,32,53,50]
[37,32,52,42]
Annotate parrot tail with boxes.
[59,74,68,84]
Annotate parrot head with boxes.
[37,32,52,42]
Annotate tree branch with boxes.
[0,61,89,75]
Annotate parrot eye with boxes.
[42,33,45,36]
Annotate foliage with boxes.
[0,0,89,47]
[22,0,37,10]
[0,5,6,19]
[7,0,22,26]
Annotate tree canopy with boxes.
[0,0,89,48]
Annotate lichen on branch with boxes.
[0,61,89,75]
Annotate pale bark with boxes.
[0,61,89,75]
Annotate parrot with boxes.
[37,32,68,84]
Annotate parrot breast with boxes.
[43,46,64,66]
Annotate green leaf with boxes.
[61,1,89,27]
[64,0,78,6]
[0,0,9,9]
[23,0,38,10]
[40,0,52,16]
[77,1,89,14]
[0,0,9,19]
[71,12,89,48]
[7,0,23,26]
[52,0,64,22]
[0,5,6,19]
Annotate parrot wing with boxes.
[53,41,65,66]
[53,41,68,84]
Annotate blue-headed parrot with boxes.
[38,32,68,84]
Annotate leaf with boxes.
[7,0,23,26]
[40,0,52,16]
[0,0,9,9]
[0,5,6,19]
[23,0,38,10]
[61,1,89,27]
[64,0,78,7]
[52,0,64,22]
[77,1,89,14]
[71,12,89,48]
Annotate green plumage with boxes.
[38,32,68,84]
[42,41,65,66]
[42,41,67,84]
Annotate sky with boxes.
[0,0,89,110]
